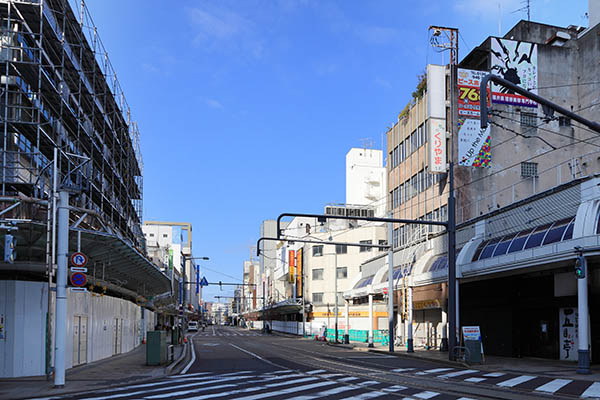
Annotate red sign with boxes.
[70,252,88,268]
[70,272,87,287]
[383,287,388,295]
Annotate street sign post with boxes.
[199,277,209,287]
[70,272,87,287]
[70,252,88,268]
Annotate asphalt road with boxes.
[32,326,597,399]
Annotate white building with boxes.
[346,148,387,217]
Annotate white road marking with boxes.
[338,391,389,399]
[483,372,504,377]
[439,369,479,379]
[356,380,380,387]
[306,369,327,374]
[285,385,358,400]
[581,382,600,398]
[320,373,346,378]
[180,331,200,374]
[382,385,408,392]
[464,377,486,383]
[416,368,454,375]
[392,368,416,373]
[228,380,336,400]
[413,391,440,399]
[168,372,211,378]
[535,379,572,393]
[229,343,280,368]
[338,376,361,382]
[496,375,536,387]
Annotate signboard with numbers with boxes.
[457,69,488,118]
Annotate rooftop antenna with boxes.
[359,138,373,151]
[513,0,531,21]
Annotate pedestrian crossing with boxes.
[196,331,263,337]
[30,369,473,400]
[390,365,600,398]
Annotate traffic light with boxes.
[4,234,16,263]
[575,255,586,279]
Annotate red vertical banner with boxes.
[289,250,296,284]
[296,248,303,297]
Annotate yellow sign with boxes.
[413,299,441,310]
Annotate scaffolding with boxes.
[0,0,144,250]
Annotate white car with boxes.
[188,321,199,332]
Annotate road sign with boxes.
[70,287,88,293]
[383,287,388,295]
[70,267,87,273]
[70,252,88,268]
[70,272,87,287]
[199,277,209,287]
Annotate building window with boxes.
[162,234,168,238]
[337,292,345,305]
[359,240,372,252]
[521,162,538,177]
[312,268,324,280]
[379,239,387,252]
[335,244,348,254]
[312,292,324,304]
[520,111,538,132]
[312,245,323,257]
[559,116,571,127]
[336,266,348,279]
[149,233,154,237]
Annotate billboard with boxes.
[490,38,537,107]
[458,119,491,167]
[458,69,488,118]
[288,250,295,284]
[428,118,447,173]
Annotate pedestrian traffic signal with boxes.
[575,255,586,279]
[4,234,16,263]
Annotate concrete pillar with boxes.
[344,300,350,344]
[407,286,414,353]
[54,191,69,387]
[368,294,374,348]
[441,308,448,351]
[577,256,590,374]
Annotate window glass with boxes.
[336,267,348,279]
[507,228,535,253]
[378,239,387,252]
[335,244,348,254]
[360,240,372,252]
[524,223,553,249]
[479,238,501,260]
[355,276,373,288]
[312,293,323,303]
[492,233,518,257]
[312,245,323,257]
[312,269,324,280]
[542,218,572,245]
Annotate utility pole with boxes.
[53,190,69,388]
[387,211,395,352]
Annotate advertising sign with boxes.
[288,250,296,284]
[458,119,491,167]
[462,326,482,341]
[490,38,537,107]
[458,69,488,118]
[296,248,303,297]
[428,118,447,173]
[559,307,578,361]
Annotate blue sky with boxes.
[83,0,588,302]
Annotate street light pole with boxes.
[334,249,338,343]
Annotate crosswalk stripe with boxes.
[439,369,478,378]
[581,382,600,398]
[306,369,327,374]
[356,380,380,387]
[382,385,407,392]
[145,383,237,399]
[497,375,536,387]
[229,380,337,400]
[140,376,255,399]
[464,377,486,383]
[416,368,453,375]
[413,391,440,399]
[482,372,504,377]
[285,385,359,400]
[534,378,572,393]
[393,368,416,373]
[320,373,346,378]
[338,391,389,399]
[338,376,361,382]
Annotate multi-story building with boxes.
[352,9,600,362]
[346,148,387,217]
[0,0,170,377]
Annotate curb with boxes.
[367,348,463,368]
[166,340,189,375]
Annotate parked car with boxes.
[188,321,198,332]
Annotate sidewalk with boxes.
[331,339,600,382]
[0,343,186,400]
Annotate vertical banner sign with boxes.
[490,38,537,107]
[196,265,199,294]
[169,249,173,270]
[296,248,303,298]
[559,307,578,361]
[288,250,296,284]
[458,68,492,168]
[428,118,447,173]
